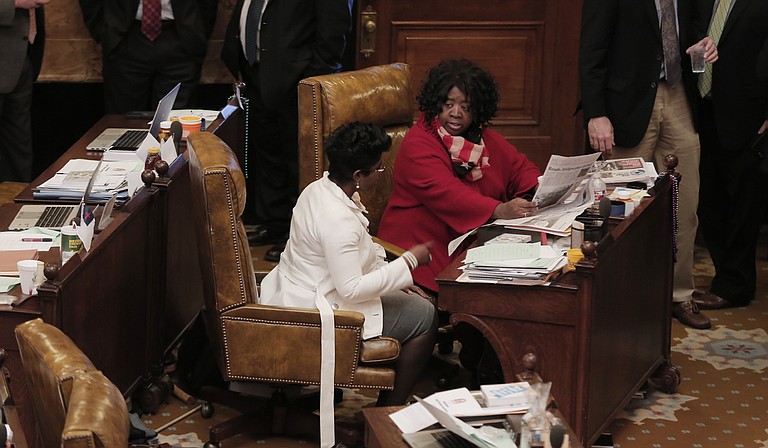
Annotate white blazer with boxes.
[259,172,412,340]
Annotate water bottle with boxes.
[591,173,606,202]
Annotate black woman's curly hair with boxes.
[416,59,500,128]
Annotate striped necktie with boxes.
[660,0,682,87]
[698,0,732,97]
[28,8,37,44]
[142,0,162,41]
[245,0,265,65]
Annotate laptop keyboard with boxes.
[432,431,475,448]
[37,206,76,228]
[111,129,147,150]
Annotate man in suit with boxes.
[79,0,218,113]
[693,0,768,310]
[579,0,717,329]
[0,0,46,182]
[221,0,353,259]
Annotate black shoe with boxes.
[247,225,287,246]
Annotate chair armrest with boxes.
[225,303,364,327]
[373,236,405,260]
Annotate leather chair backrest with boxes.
[15,318,97,448]
[298,63,413,236]
[61,370,130,448]
[186,131,259,377]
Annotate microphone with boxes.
[170,120,183,149]
[549,424,566,448]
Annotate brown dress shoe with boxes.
[673,300,711,329]
[692,291,730,310]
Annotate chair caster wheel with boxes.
[436,376,451,389]
[203,442,220,448]
[438,340,454,355]
[201,401,215,419]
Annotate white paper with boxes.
[160,136,178,165]
[0,229,58,251]
[465,243,541,263]
[389,402,438,433]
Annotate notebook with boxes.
[85,83,180,151]
[8,159,103,231]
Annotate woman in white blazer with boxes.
[260,122,437,406]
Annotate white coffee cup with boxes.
[17,259,39,295]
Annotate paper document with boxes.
[532,153,601,209]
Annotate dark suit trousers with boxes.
[239,60,299,230]
[698,97,768,306]
[0,56,33,182]
[102,21,201,114]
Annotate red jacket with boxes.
[378,117,541,291]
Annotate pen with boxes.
[21,238,53,242]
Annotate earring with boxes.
[355,182,360,190]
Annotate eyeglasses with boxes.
[361,162,386,176]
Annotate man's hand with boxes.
[588,116,615,154]
[16,0,49,9]
[687,37,718,63]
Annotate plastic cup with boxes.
[34,260,45,286]
[179,115,202,137]
[61,225,83,264]
[17,260,39,295]
[691,45,706,73]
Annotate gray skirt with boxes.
[380,289,436,344]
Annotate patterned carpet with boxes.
[141,242,768,448]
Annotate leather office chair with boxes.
[185,131,400,447]
[14,318,130,447]
[297,63,459,386]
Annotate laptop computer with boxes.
[85,83,180,151]
[8,160,103,230]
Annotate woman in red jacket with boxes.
[379,59,542,294]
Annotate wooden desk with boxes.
[0,115,204,447]
[362,405,581,448]
[436,175,679,447]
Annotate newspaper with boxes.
[591,157,655,184]
[494,153,601,236]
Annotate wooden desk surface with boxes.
[362,405,582,448]
[0,113,199,448]
[434,177,676,447]
[15,115,149,203]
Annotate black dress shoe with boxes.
[692,291,730,310]
[672,300,711,329]
[247,225,287,247]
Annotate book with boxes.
[480,382,535,408]
[0,249,39,276]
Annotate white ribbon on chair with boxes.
[277,264,336,448]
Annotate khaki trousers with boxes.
[612,81,699,303]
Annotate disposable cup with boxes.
[34,260,45,286]
[61,225,83,264]
[179,115,202,136]
[17,259,39,295]
[691,45,706,73]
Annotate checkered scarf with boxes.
[434,118,490,181]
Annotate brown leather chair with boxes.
[298,63,413,239]
[185,131,400,446]
[297,63,459,385]
[14,318,130,448]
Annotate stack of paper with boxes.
[480,382,535,408]
[457,243,567,285]
[591,157,657,185]
[33,159,141,203]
